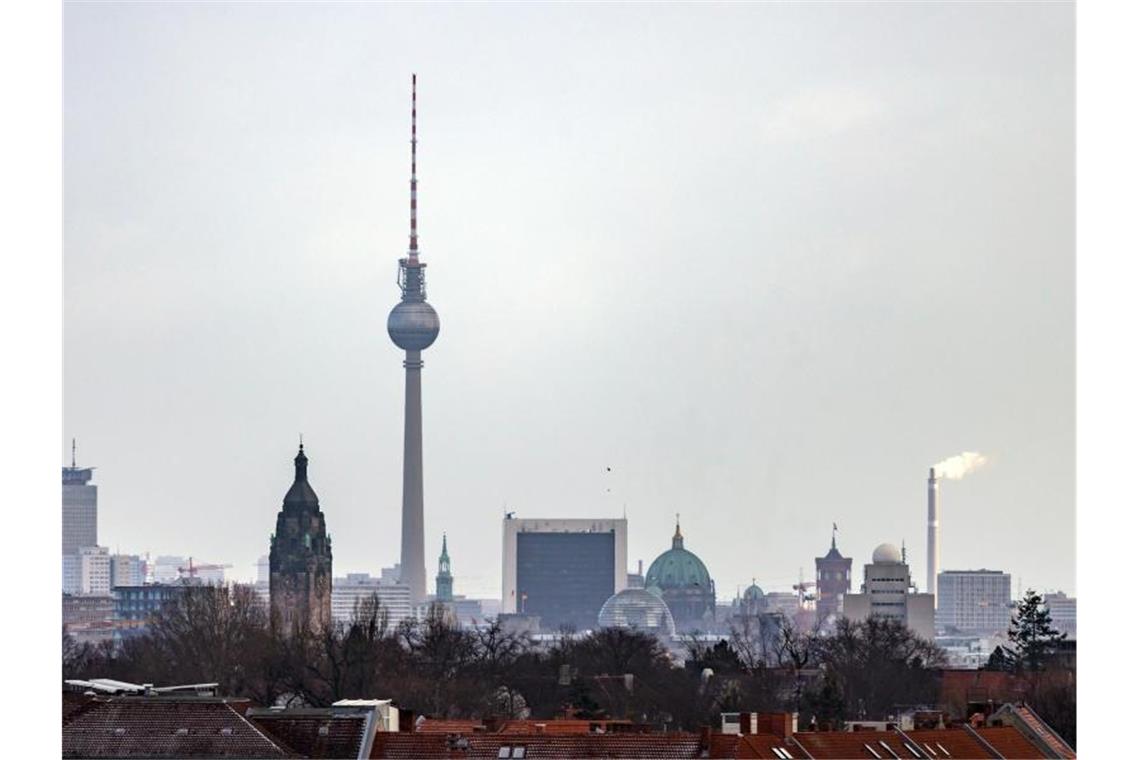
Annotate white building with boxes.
[152,556,187,584]
[331,573,413,629]
[842,543,935,640]
[76,546,111,595]
[1042,591,1077,638]
[110,554,146,588]
[936,570,1011,635]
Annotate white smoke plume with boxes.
[933,451,987,480]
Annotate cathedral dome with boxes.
[872,543,903,564]
[743,582,765,601]
[598,588,676,636]
[644,520,713,592]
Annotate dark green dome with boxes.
[644,520,713,591]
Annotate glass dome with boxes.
[597,588,676,637]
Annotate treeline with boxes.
[63,585,956,730]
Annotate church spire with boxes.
[672,514,684,549]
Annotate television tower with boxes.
[387,74,440,604]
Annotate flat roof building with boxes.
[936,569,1011,635]
[502,517,627,631]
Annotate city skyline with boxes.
[63,3,1074,601]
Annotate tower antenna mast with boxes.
[409,73,418,259]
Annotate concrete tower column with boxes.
[400,349,426,602]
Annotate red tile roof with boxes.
[62,697,295,759]
[905,728,1004,759]
[371,732,704,759]
[497,719,635,735]
[415,719,485,733]
[974,724,1053,759]
[734,733,810,758]
[794,730,920,759]
[251,712,370,759]
[1009,705,1075,759]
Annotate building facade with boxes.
[936,570,1011,635]
[331,573,413,629]
[842,543,935,640]
[111,554,147,588]
[501,517,628,631]
[1042,591,1077,638]
[62,449,98,593]
[269,444,333,635]
[815,529,852,623]
[644,519,717,633]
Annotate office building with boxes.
[62,442,97,555]
[331,574,412,628]
[842,543,935,639]
[1042,591,1077,638]
[110,554,147,588]
[936,570,1011,635]
[502,517,628,631]
[62,441,98,593]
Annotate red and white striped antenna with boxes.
[408,73,419,261]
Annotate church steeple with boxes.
[270,442,332,635]
[672,514,684,550]
[435,533,453,602]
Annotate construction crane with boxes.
[177,557,233,580]
[793,567,817,607]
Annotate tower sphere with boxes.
[387,301,440,351]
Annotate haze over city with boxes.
[64,2,1073,600]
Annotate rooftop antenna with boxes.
[71,438,76,469]
[408,73,418,261]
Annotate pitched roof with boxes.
[250,711,371,759]
[371,732,704,759]
[972,726,1050,758]
[62,696,294,759]
[794,730,919,759]
[1007,705,1075,759]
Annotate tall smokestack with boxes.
[927,467,939,608]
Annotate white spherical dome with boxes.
[872,543,903,564]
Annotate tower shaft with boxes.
[400,350,426,602]
[927,468,940,608]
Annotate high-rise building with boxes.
[815,526,852,623]
[501,517,628,631]
[110,554,146,588]
[331,573,413,629]
[435,534,453,603]
[644,519,717,632]
[1042,591,1077,638]
[62,441,98,593]
[62,441,98,555]
[936,569,1011,635]
[387,75,441,605]
[269,444,333,635]
[842,543,935,640]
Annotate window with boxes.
[864,744,882,759]
[879,740,901,759]
[498,747,511,759]
[903,743,922,758]
[511,747,526,759]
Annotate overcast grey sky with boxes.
[64,2,1074,600]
